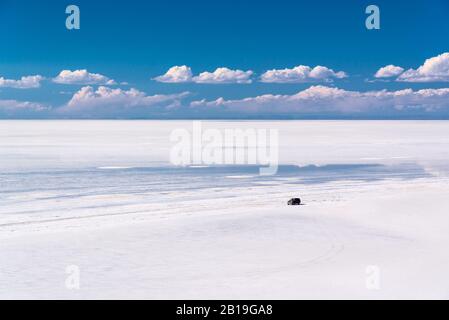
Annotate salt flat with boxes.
[1,120,449,299]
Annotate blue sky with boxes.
[1,0,449,118]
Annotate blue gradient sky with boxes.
[1,0,449,118]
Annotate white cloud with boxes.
[154,66,193,83]
[397,53,449,82]
[156,65,346,84]
[0,75,44,89]
[0,100,47,111]
[191,85,449,116]
[0,99,49,117]
[260,65,347,83]
[61,86,189,116]
[192,67,253,84]
[53,69,116,85]
[374,65,404,78]
[155,66,253,84]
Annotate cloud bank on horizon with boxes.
[2,53,449,119]
[191,85,449,117]
[3,85,449,119]
[59,86,189,117]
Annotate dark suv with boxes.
[287,198,301,205]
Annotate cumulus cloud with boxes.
[156,65,347,84]
[374,65,404,78]
[60,86,189,117]
[53,69,116,85]
[192,67,253,84]
[154,66,253,84]
[397,53,449,82]
[260,65,347,83]
[190,85,449,117]
[0,75,44,89]
[0,100,47,111]
[154,66,193,83]
[0,99,49,118]
[3,83,449,119]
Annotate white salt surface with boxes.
[1,120,449,299]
